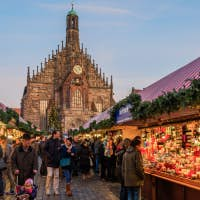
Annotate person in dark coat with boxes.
[44,131,61,195]
[99,143,106,180]
[93,138,102,174]
[115,138,130,200]
[79,140,92,180]
[72,136,81,176]
[11,133,38,186]
[122,138,144,200]
[104,138,116,181]
[60,137,76,196]
[38,136,47,176]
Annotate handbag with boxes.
[0,158,7,171]
[60,157,71,167]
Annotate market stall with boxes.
[140,108,200,200]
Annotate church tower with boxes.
[21,5,114,132]
[66,4,80,51]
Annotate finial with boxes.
[48,54,50,60]
[61,41,64,50]
[41,62,43,71]
[106,77,108,86]
[103,73,105,82]
[85,48,87,54]
[99,68,102,76]
[45,57,47,64]
[56,50,58,55]
[71,1,74,10]
[96,64,98,72]
[32,70,35,78]
[57,45,60,53]
[52,50,54,57]
[27,66,30,80]
[93,59,95,66]
[81,43,83,51]
[37,66,39,74]
[111,75,113,88]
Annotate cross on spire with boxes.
[71,1,74,10]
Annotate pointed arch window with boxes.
[72,89,82,108]
[72,18,75,29]
[95,97,103,112]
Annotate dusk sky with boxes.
[1,0,200,108]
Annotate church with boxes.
[21,6,114,131]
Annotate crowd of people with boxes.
[0,130,144,200]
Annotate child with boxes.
[16,178,37,200]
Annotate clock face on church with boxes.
[73,65,82,75]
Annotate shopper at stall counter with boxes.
[122,138,144,200]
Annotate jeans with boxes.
[63,169,71,184]
[95,155,99,173]
[126,186,140,200]
[120,185,126,200]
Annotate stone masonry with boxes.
[21,6,114,131]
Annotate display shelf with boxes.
[145,168,200,191]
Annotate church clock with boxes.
[73,65,82,75]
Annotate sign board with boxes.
[116,104,132,124]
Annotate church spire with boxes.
[27,66,30,81]
[66,4,80,50]
[110,75,113,89]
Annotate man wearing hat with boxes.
[11,133,38,185]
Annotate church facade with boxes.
[21,7,114,131]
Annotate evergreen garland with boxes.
[0,108,43,135]
[70,78,200,135]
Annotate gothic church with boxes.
[21,6,114,131]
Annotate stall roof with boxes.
[83,108,111,129]
[0,102,7,112]
[83,57,200,128]
[139,57,200,101]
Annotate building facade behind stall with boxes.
[21,6,114,131]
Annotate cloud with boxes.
[37,2,132,16]
[37,2,67,11]
[78,4,131,15]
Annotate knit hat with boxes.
[25,178,33,186]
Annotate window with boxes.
[72,18,75,28]
[95,102,103,112]
[72,89,82,108]
[40,100,48,129]
[95,97,103,112]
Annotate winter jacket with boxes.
[38,141,47,160]
[94,140,101,155]
[122,146,144,187]
[44,137,61,168]
[79,145,91,169]
[11,145,38,185]
[60,144,76,170]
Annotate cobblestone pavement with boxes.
[3,174,120,200]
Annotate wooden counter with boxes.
[143,169,200,200]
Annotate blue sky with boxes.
[0,0,200,107]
